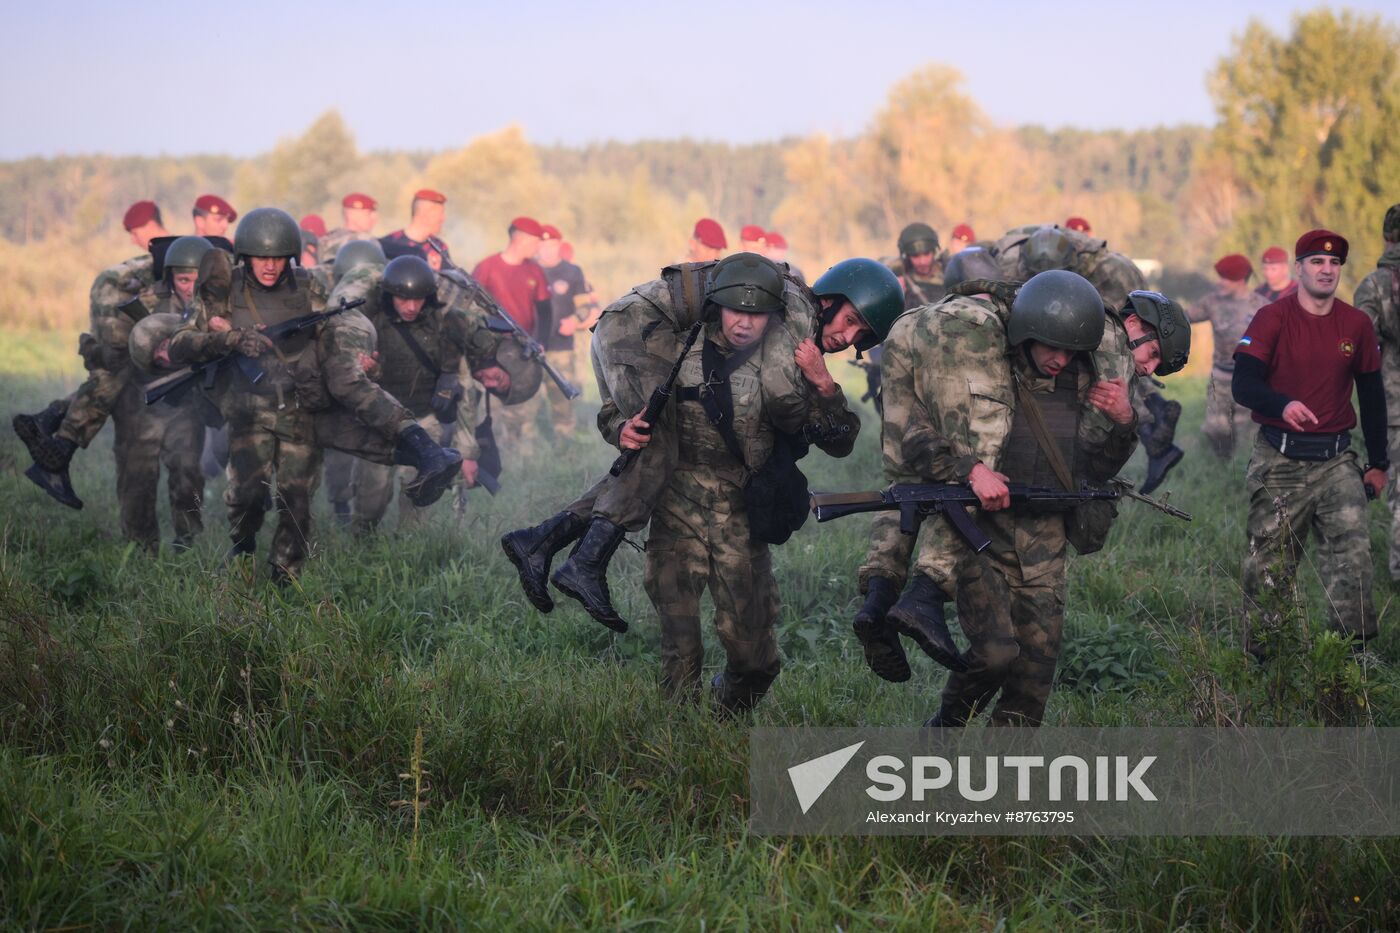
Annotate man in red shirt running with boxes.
[1232,229,1388,656]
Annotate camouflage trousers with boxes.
[1384,426,1400,583]
[643,469,782,699]
[112,380,205,552]
[322,449,357,508]
[858,468,923,592]
[224,396,323,577]
[938,510,1068,727]
[543,347,581,438]
[55,363,130,448]
[352,411,456,532]
[1202,366,1252,460]
[493,389,545,452]
[1241,433,1377,646]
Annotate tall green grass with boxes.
[3,358,1398,930]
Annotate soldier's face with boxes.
[345,207,376,233]
[720,307,770,348]
[821,302,873,353]
[249,256,288,287]
[416,201,446,236]
[171,269,199,302]
[908,251,936,275]
[948,238,969,256]
[1123,315,1162,376]
[194,212,230,237]
[539,239,562,266]
[1262,260,1290,288]
[1297,255,1342,300]
[1027,342,1073,377]
[688,239,724,262]
[474,365,510,392]
[512,231,541,258]
[392,295,427,322]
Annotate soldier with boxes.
[1353,204,1400,583]
[1065,216,1092,235]
[192,195,237,239]
[320,192,379,260]
[888,222,945,309]
[381,189,450,262]
[502,256,902,631]
[1233,229,1387,654]
[1188,253,1266,460]
[536,224,601,440]
[739,225,767,254]
[687,218,727,262]
[300,215,328,240]
[14,200,171,508]
[317,239,389,525]
[764,230,803,282]
[167,208,461,580]
[1255,246,1298,303]
[947,224,976,257]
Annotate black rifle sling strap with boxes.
[1013,373,1076,492]
[390,318,444,375]
[676,338,761,468]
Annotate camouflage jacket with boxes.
[83,253,159,370]
[882,255,946,309]
[992,225,1145,312]
[319,228,378,262]
[1355,241,1400,425]
[1187,287,1266,371]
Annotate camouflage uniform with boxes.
[319,228,378,263]
[1187,287,1266,459]
[883,256,946,310]
[644,315,859,706]
[1354,241,1400,580]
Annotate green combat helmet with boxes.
[1008,269,1105,351]
[705,252,787,315]
[942,246,1001,290]
[163,235,214,281]
[1122,290,1192,376]
[1022,226,1077,277]
[811,257,904,351]
[128,312,185,375]
[333,239,386,283]
[484,339,545,406]
[382,255,437,300]
[233,207,303,263]
[898,222,939,257]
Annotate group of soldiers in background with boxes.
[11,189,1399,724]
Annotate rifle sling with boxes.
[674,338,760,469]
[1012,374,1076,492]
[390,317,445,376]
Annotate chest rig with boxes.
[1001,356,1083,502]
[227,266,314,395]
[370,295,457,415]
[674,336,763,476]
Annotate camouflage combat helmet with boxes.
[811,257,903,351]
[1122,290,1192,376]
[382,255,437,301]
[484,338,545,406]
[163,235,214,274]
[941,246,1001,290]
[333,239,386,283]
[1022,226,1077,276]
[233,207,303,262]
[1008,270,1105,351]
[705,252,786,315]
[1385,203,1400,242]
[898,222,939,257]
[128,312,184,374]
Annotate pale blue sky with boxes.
[1,1,1391,158]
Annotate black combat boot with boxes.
[23,463,83,510]
[394,424,464,507]
[12,399,68,457]
[710,669,776,718]
[170,534,195,553]
[225,536,256,564]
[922,707,968,728]
[886,574,968,672]
[501,511,587,613]
[1144,392,1182,449]
[852,576,912,682]
[1137,414,1184,496]
[551,518,628,632]
[1140,444,1184,495]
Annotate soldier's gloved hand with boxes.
[224,328,272,358]
[968,462,1011,511]
[431,373,463,423]
[795,338,839,398]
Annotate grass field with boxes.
[3,347,1399,930]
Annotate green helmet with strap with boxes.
[233,207,303,263]
[1121,290,1192,376]
[164,235,214,273]
[382,255,437,300]
[705,252,786,315]
[941,246,1001,290]
[898,222,939,257]
[811,257,903,351]
[1022,226,1076,276]
[333,239,387,283]
[1008,270,1105,351]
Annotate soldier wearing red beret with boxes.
[687,218,726,262]
[739,224,767,252]
[1233,228,1386,654]
[193,194,237,238]
[1186,253,1267,459]
[381,189,450,264]
[947,223,976,256]
[321,193,380,260]
[1065,216,1092,234]
[537,224,602,439]
[1255,245,1298,303]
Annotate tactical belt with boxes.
[1259,425,1350,461]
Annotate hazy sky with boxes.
[1,1,1391,159]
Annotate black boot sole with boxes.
[405,452,464,507]
[14,414,70,470]
[551,567,628,633]
[887,608,969,673]
[23,463,83,510]
[853,619,912,682]
[1140,445,1185,496]
[500,531,555,614]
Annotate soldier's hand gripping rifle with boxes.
[608,320,705,477]
[810,482,1121,552]
[143,297,366,406]
[433,252,581,402]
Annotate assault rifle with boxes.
[810,483,1121,552]
[143,297,365,406]
[608,319,705,477]
[1108,477,1192,521]
[432,250,581,402]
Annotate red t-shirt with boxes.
[471,253,550,334]
[1234,293,1381,433]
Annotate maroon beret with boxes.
[1295,229,1348,263]
[540,224,562,241]
[414,189,447,204]
[765,230,788,250]
[122,200,159,232]
[951,223,975,242]
[739,224,766,243]
[1214,254,1253,281]
[1065,216,1091,233]
[193,194,236,221]
[342,192,377,210]
[299,214,328,238]
[693,218,726,249]
[1261,246,1289,264]
[509,216,543,237]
